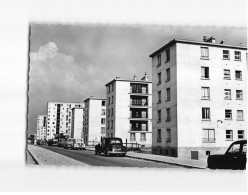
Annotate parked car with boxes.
[58,138,67,148]
[207,140,247,170]
[64,138,86,150]
[48,139,58,146]
[95,137,127,157]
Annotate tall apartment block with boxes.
[46,102,84,139]
[105,73,152,146]
[150,36,247,160]
[83,97,106,144]
[71,107,84,139]
[36,115,47,140]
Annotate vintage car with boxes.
[47,139,58,146]
[207,140,247,170]
[64,138,86,150]
[57,138,67,148]
[95,137,127,157]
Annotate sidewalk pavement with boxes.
[27,144,88,166]
[86,146,207,169]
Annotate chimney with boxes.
[141,72,148,81]
[203,36,215,43]
[116,76,120,79]
[133,74,137,80]
[239,43,242,46]
[203,36,208,42]
[90,96,94,99]
[220,40,225,44]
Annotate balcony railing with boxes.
[202,138,216,143]
[166,138,171,142]
[157,138,162,142]
[130,89,148,94]
[130,114,148,119]
[130,100,148,106]
[130,127,148,131]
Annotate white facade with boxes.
[150,37,247,160]
[71,108,84,139]
[105,74,152,147]
[37,115,47,140]
[83,97,106,144]
[46,102,84,139]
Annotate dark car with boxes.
[48,139,58,146]
[207,140,247,170]
[95,137,127,157]
[58,138,67,148]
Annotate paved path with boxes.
[27,144,88,167]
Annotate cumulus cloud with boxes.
[31,42,58,61]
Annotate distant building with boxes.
[150,36,247,160]
[71,107,84,139]
[83,97,106,144]
[46,102,84,139]
[105,73,152,147]
[37,115,47,140]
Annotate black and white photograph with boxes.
[0,0,247,192]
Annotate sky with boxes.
[28,24,247,134]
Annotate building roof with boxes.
[83,97,106,102]
[105,78,152,86]
[149,38,247,57]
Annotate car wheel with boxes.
[122,154,126,157]
[104,150,108,156]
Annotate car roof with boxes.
[232,140,247,144]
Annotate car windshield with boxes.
[109,139,122,144]
[226,143,241,154]
[242,144,247,155]
[75,139,83,143]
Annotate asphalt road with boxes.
[38,145,180,168]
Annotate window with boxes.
[224,69,231,79]
[102,100,105,106]
[225,109,232,119]
[224,89,231,99]
[202,108,210,120]
[112,83,114,92]
[226,130,233,141]
[130,133,136,141]
[108,109,110,117]
[201,87,210,99]
[236,90,243,100]
[157,110,161,123]
[157,72,161,85]
[108,97,110,105]
[201,67,209,79]
[108,85,110,94]
[234,51,241,61]
[140,133,146,142]
[157,129,162,142]
[157,54,161,66]
[111,96,114,104]
[157,91,161,103]
[111,108,113,116]
[111,120,113,129]
[165,49,170,62]
[107,121,110,129]
[223,50,229,59]
[166,128,171,142]
[237,110,243,120]
[201,47,209,59]
[165,68,170,81]
[101,118,105,124]
[101,109,105,115]
[235,71,242,80]
[166,88,170,101]
[202,129,215,142]
[166,108,171,121]
[238,130,244,139]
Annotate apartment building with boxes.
[83,97,106,144]
[46,102,84,139]
[36,115,47,140]
[150,36,247,160]
[71,107,84,139]
[105,73,152,147]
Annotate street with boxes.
[37,145,181,168]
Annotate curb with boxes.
[27,149,39,165]
[125,154,206,169]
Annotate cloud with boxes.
[31,42,58,61]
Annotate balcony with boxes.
[130,100,148,107]
[129,127,148,132]
[166,138,171,142]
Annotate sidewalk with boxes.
[27,144,88,166]
[86,146,207,169]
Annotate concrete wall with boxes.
[176,43,247,159]
[71,108,84,139]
